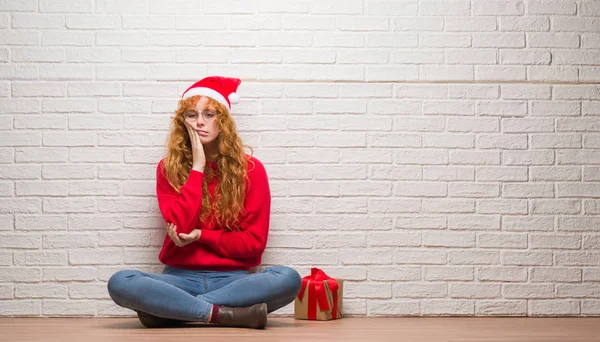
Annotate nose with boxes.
[193,116,206,127]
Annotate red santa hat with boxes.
[181,76,241,111]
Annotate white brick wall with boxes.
[0,0,599,318]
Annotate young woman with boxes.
[107,76,302,329]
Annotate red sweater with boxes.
[155,155,271,271]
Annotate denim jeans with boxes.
[107,265,302,323]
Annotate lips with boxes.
[196,131,208,136]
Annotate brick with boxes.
[530,166,581,181]
[366,33,418,48]
[475,66,526,81]
[313,198,367,214]
[500,49,551,65]
[391,49,445,63]
[96,32,149,46]
[527,65,579,82]
[395,249,447,265]
[312,65,364,81]
[478,199,528,214]
[553,17,600,32]
[420,33,471,47]
[311,0,362,14]
[340,117,391,131]
[423,231,475,247]
[473,0,524,15]
[337,49,389,64]
[477,167,528,181]
[449,283,502,298]
[66,15,120,29]
[477,266,527,282]
[556,252,600,266]
[14,251,67,266]
[40,0,92,13]
[553,51,600,65]
[449,183,499,198]
[423,101,474,115]
[474,33,525,48]
[366,0,417,15]
[393,17,442,31]
[500,17,549,31]
[96,0,149,13]
[526,0,576,14]
[0,0,37,11]
[370,165,421,180]
[12,14,63,29]
[345,282,392,298]
[339,17,389,31]
[502,251,553,266]
[448,215,501,230]
[449,150,500,165]
[580,2,600,16]
[0,300,40,316]
[283,49,335,63]
[446,49,497,64]
[531,101,580,116]
[446,17,496,31]
[503,118,554,132]
[558,216,600,232]
[531,267,581,282]
[447,117,499,132]
[341,148,393,162]
[396,84,447,99]
[366,66,418,81]
[313,33,364,48]
[424,266,474,281]
[503,183,554,198]
[527,33,579,48]
[530,300,579,316]
[368,232,420,247]
[43,300,96,316]
[258,32,310,47]
[422,299,475,315]
[477,300,527,315]
[422,199,475,213]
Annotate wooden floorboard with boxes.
[2,316,600,342]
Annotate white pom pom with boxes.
[228,92,240,104]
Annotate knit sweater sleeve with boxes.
[156,159,204,235]
[198,158,271,259]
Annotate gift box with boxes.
[294,267,343,320]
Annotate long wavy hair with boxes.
[161,95,253,231]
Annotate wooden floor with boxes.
[3,316,600,342]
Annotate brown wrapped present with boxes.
[294,267,343,320]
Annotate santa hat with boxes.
[181,76,241,111]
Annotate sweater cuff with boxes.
[198,228,222,247]
[188,169,204,184]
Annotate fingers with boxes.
[186,122,202,150]
[166,223,184,247]
[184,123,196,148]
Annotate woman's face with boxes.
[183,97,220,145]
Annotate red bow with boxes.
[297,267,339,320]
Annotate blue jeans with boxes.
[107,265,302,323]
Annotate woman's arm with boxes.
[156,159,204,235]
[197,159,271,259]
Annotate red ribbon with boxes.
[297,267,339,320]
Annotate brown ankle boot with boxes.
[136,310,185,328]
[217,303,267,329]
